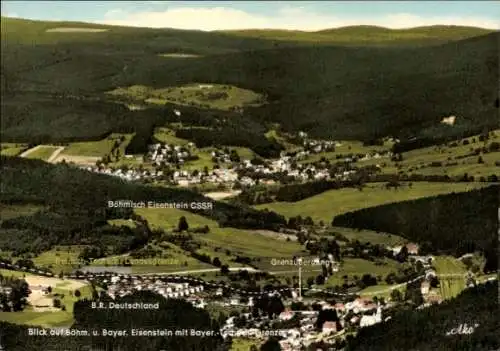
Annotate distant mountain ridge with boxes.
[1,17,498,146]
[224,24,495,34]
[2,17,495,46]
[219,24,496,44]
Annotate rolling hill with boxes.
[1,17,498,147]
[332,185,499,273]
[221,25,495,46]
[0,156,286,257]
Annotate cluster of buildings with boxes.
[387,242,421,256]
[302,139,337,154]
[84,166,163,182]
[174,168,239,187]
[219,294,388,350]
[237,156,356,184]
[103,275,205,308]
[210,149,234,163]
[78,129,393,189]
[148,143,194,166]
[386,243,446,306]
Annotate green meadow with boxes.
[107,83,263,111]
[0,143,27,156]
[255,182,488,223]
[24,145,60,161]
[62,133,134,157]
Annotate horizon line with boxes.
[2,16,499,32]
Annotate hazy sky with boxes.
[2,1,499,31]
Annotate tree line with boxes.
[332,185,499,273]
[0,273,30,312]
[0,157,287,266]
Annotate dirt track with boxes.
[19,145,43,158]
[19,145,65,163]
[47,147,65,163]
[52,154,100,166]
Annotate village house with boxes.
[322,321,338,335]
[405,243,420,255]
[359,306,382,328]
[420,281,430,295]
[334,302,346,314]
[423,291,443,305]
[279,308,295,321]
[345,297,376,313]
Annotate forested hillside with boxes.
[332,185,499,272]
[0,156,286,255]
[346,281,499,351]
[2,17,498,146]
[222,25,494,45]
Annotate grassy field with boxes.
[201,228,306,263]
[265,129,301,152]
[134,207,308,273]
[0,143,27,156]
[135,207,306,260]
[0,268,32,279]
[329,227,406,247]
[358,283,407,300]
[409,152,500,178]
[0,269,92,327]
[32,246,85,274]
[433,256,468,300]
[107,83,263,111]
[136,207,213,230]
[136,209,301,257]
[300,140,393,164]
[107,218,138,228]
[232,147,255,160]
[439,278,466,300]
[255,182,489,223]
[324,258,399,287]
[49,283,93,314]
[358,130,500,177]
[108,155,155,170]
[0,310,73,327]
[183,148,216,171]
[0,245,86,275]
[150,129,255,170]
[24,145,60,161]
[62,133,134,157]
[433,256,468,274]
[153,127,191,145]
[91,241,214,274]
[183,146,255,171]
